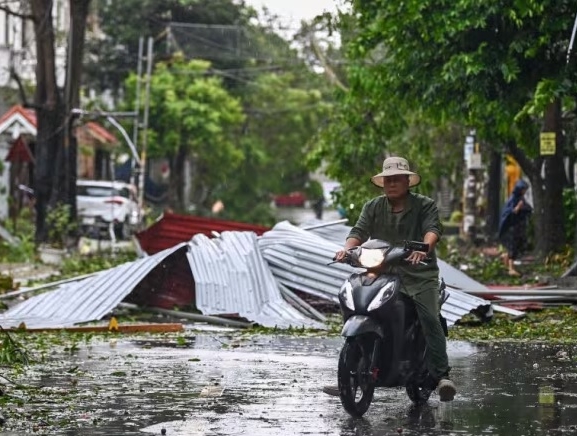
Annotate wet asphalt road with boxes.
[6,331,577,436]
[136,336,577,436]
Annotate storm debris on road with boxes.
[0,219,506,330]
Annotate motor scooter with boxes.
[335,239,449,417]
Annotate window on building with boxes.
[21,18,27,49]
[56,0,64,31]
[1,11,7,46]
[6,12,13,46]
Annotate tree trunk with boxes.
[538,100,567,255]
[57,0,91,221]
[485,149,502,241]
[191,160,211,213]
[31,0,91,244]
[168,146,187,211]
[510,99,566,257]
[30,0,62,244]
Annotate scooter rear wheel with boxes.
[338,338,375,417]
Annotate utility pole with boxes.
[63,9,74,212]
[138,36,153,225]
[131,37,144,188]
[462,130,484,243]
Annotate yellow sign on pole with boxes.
[540,132,556,156]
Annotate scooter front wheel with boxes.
[338,337,375,417]
[406,382,432,405]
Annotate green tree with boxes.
[213,71,332,225]
[315,0,577,255]
[93,1,335,224]
[243,72,331,194]
[124,54,245,212]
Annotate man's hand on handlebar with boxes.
[334,249,347,262]
[407,250,428,265]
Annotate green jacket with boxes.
[347,193,443,296]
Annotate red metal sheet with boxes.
[125,248,195,309]
[5,136,34,163]
[136,212,270,254]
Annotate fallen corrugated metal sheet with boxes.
[260,221,354,302]
[136,212,270,254]
[0,217,513,330]
[301,220,524,317]
[0,231,322,330]
[0,244,189,328]
[123,244,196,310]
[188,231,323,329]
[300,219,351,245]
[261,221,494,327]
[302,220,489,293]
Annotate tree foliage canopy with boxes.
[103,1,334,223]
[124,54,245,211]
[313,0,577,253]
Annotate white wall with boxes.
[0,134,12,220]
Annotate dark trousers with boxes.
[410,289,450,379]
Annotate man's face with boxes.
[382,175,410,200]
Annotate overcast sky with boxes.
[245,0,341,29]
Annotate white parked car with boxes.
[77,179,140,239]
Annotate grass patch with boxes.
[241,307,577,345]
[450,307,577,343]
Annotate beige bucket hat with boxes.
[371,156,421,188]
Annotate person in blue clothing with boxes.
[498,179,533,276]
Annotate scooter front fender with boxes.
[341,315,384,338]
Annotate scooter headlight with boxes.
[367,282,395,311]
[340,281,355,311]
[358,248,385,269]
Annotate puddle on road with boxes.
[1,335,577,435]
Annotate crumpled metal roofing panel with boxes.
[188,231,323,329]
[261,221,493,327]
[300,220,351,245]
[260,221,356,302]
[0,244,189,328]
[0,231,322,330]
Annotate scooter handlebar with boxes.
[404,240,430,253]
[328,242,432,267]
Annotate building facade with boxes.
[0,1,69,92]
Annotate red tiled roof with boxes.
[0,105,117,145]
[0,105,36,128]
[81,121,118,144]
[136,212,270,254]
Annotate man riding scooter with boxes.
[323,156,457,402]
